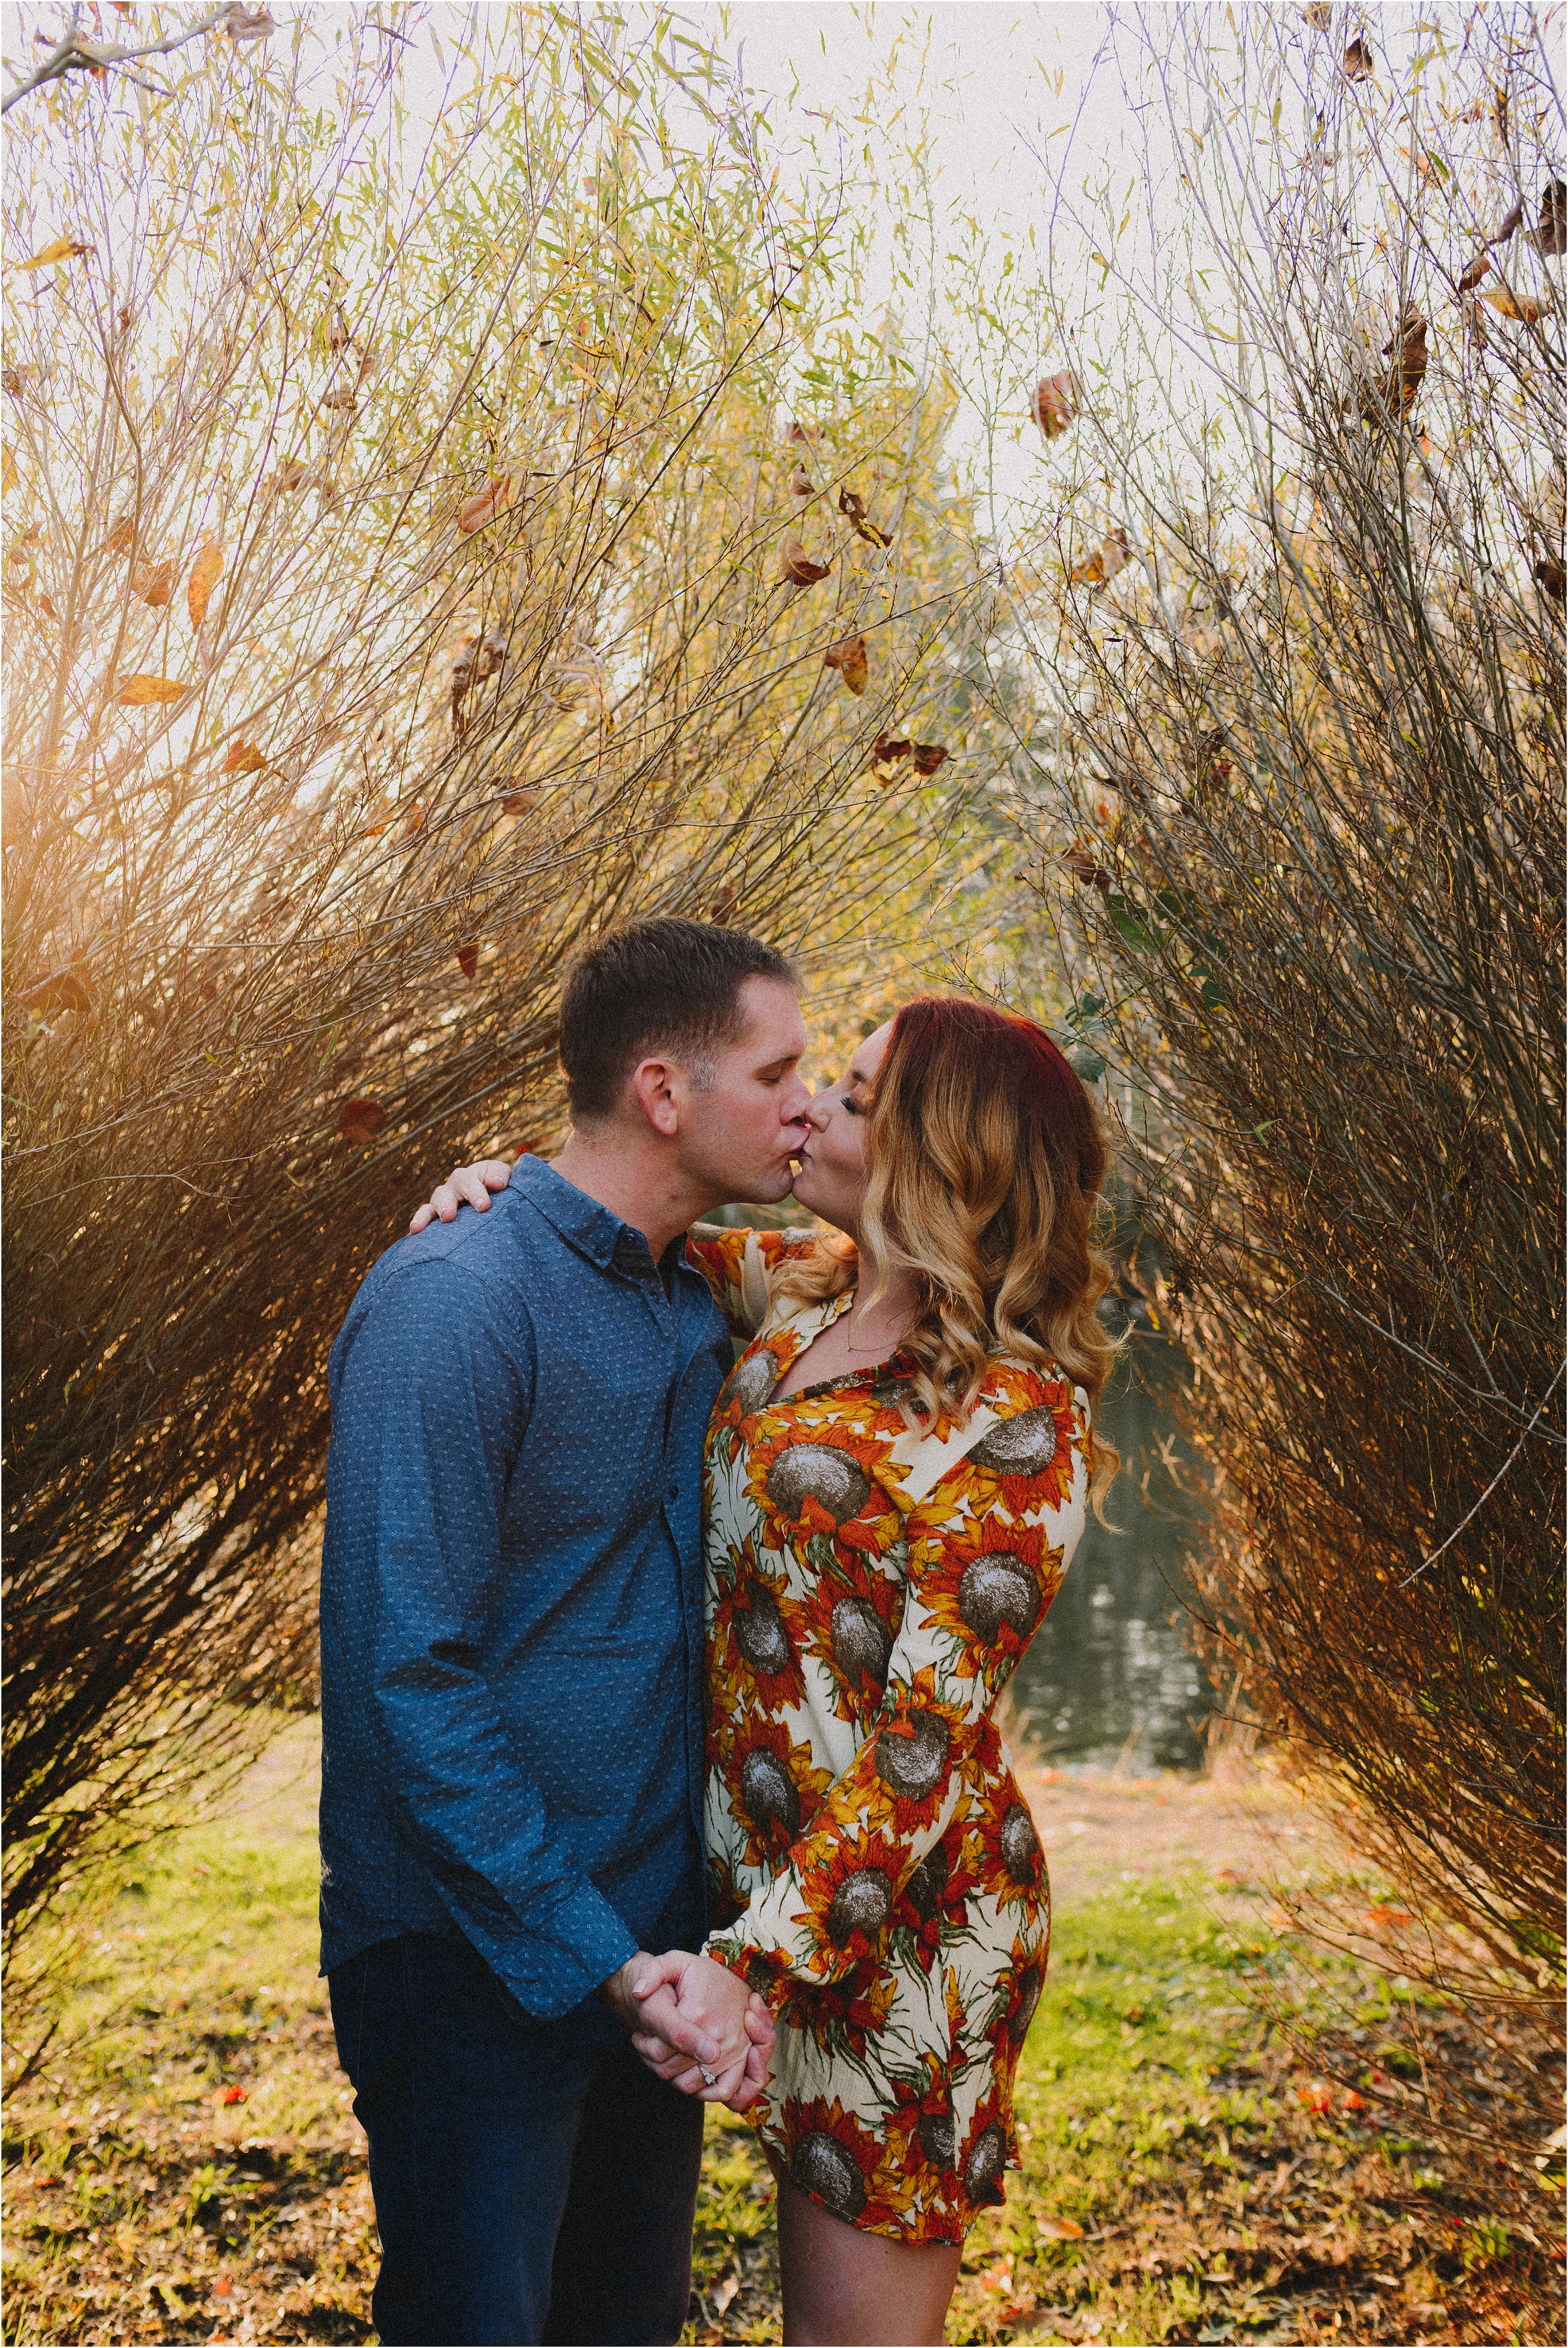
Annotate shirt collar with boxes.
[506,1152,680,1284]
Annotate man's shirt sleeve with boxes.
[328,1257,638,2017]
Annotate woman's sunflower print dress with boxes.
[684,1226,1093,2245]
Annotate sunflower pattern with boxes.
[683,1225,1093,2244]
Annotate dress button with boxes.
[667,1480,679,1500]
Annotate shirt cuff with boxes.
[488,1881,639,2021]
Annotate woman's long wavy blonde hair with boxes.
[769,995,1120,1513]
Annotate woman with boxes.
[425,996,1115,2345]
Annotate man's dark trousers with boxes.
[329,1933,705,2347]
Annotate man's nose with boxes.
[782,1077,814,1127]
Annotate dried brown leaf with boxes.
[1031,368,1077,439]
[869,733,911,784]
[911,743,948,777]
[1533,557,1565,603]
[1070,527,1132,589]
[1533,179,1567,256]
[788,465,815,498]
[1481,283,1544,323]
[106,515,136,555]
[186,539,222,631]
[1343,36,1374,81]
[221,742,266,776]
[1061,843,1112,892]
[21,959,95,1016]
[838,488,892,548]
[337,1097,388,1141]
[1300,2,1331,28]
[117,674,189,706]
[500,784,538,816]
[131,558,175,608]
[1456,253,1492,294]
[223,4,276,40]
[459,474,515,535]
[779,533,832,586]
[457,943,480,979]
[823,631,868,695]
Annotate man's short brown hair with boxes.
[559,918,797,1122]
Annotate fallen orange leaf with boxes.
[221,2085,246,2106]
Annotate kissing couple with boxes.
[319,917,1117,2345]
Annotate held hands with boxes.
[604,1950,773,2111]
[409,1159,511,1234]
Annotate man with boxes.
[321,918,811,2347]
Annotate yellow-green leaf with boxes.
[21,237,93,271]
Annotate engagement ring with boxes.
[699,2064,716,2086]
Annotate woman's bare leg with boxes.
[769,2156,962,2346]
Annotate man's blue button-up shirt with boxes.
[319,1154,732,2026]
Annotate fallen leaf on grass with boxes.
[221,2085,247,2106]
[779,533,831,585]
[824,632,868,695]
[710,2272,740,2316]
[186,539,222,629]
[1038,2213,1086,2241]
[117,674,190,706]
[337,1099,388,1141]
[20,236,93,270]
[459,474,514,534]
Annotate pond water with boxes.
[1010,1330,1215,1772]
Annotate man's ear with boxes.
[630,1056,681,1138]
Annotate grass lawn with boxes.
[3,1756,1560,2346]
